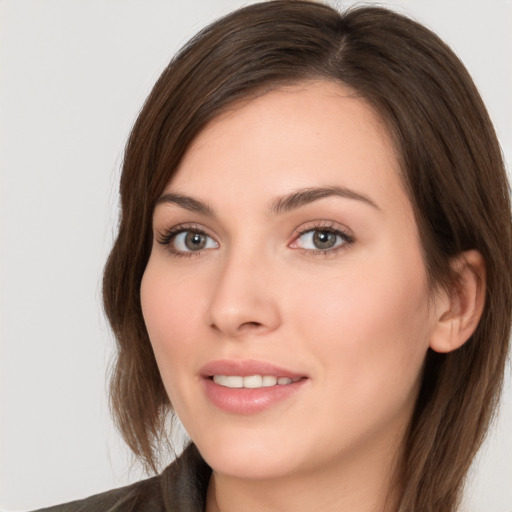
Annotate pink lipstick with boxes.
[200,359,307,414]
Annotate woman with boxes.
[33,1,511,511]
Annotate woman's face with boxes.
[141,81,439,480]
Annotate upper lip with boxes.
[199,359,306,379]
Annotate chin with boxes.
[191,425,305,480]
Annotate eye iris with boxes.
[185,232,206,251]
[312,230,337,249]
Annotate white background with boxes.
[1,1,511,511]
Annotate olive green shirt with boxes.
[34,444,211,512]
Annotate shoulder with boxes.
[31,444,211,512]
[32,474,164,512]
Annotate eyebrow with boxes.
[155,185,380,217]
[155,193,214,216]
[271,186,380,214]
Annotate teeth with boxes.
[244,375,263,388]
[213,375,243,388]
[262,376,277,387]
[212,375,300,389]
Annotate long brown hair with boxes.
[103,2,512,510]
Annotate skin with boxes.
[140,81,478,512]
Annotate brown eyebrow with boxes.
[155,185,380,217]
[155,193,214,216]
[271,186,380,214]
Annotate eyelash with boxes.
[155,222,354,258]
[292,222,354,256]
[156,224,215,259]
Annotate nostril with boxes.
[209,320,262,334]
[239,321,264,330]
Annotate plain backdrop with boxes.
[1,1,511,511]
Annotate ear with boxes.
[429,250,486,354]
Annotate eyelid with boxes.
[154,220,353,257]
[155,223,219,256]
[290,220,353,239]
[288,221,354,253]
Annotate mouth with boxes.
[211,375,303,388]
[200,360,308,414]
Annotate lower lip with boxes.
[203,377,307,414]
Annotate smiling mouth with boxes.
[211,375,303,389]
[201,362,308,413]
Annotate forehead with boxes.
[168,80,410,218]
[186,80,391,155]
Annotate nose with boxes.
[207,249,281,338]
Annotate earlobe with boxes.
[429,250,486,354]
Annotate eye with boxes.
[173,231,218,252]
[157,226,219,256]
[291,226,353,253]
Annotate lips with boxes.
[200,359,305,379]
[200,359,308,414]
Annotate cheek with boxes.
[289,249,432,405]
[140,258,206,387]
[141,251,211,333]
